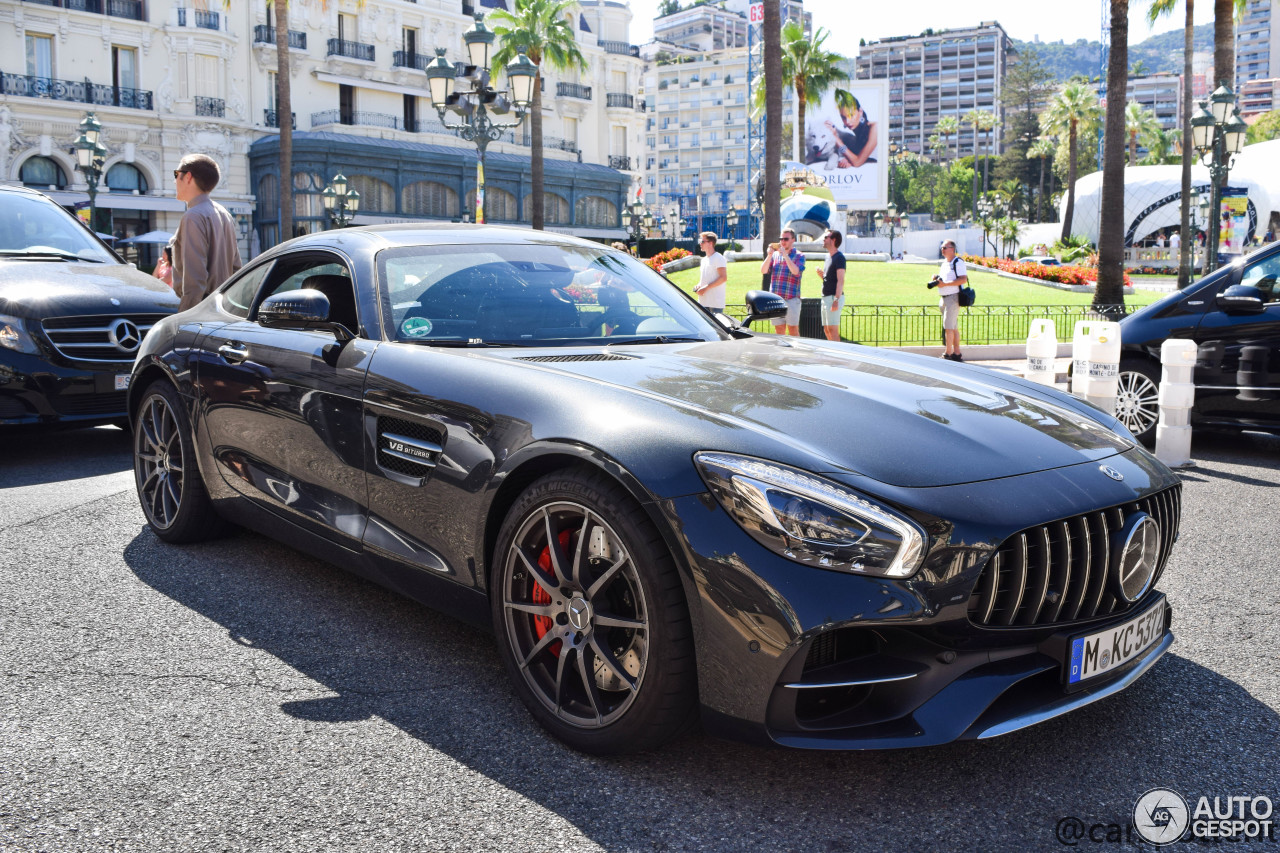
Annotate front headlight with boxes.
[695,452,926,578]
[0,314,40,354]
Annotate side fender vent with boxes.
[376,416,445,478]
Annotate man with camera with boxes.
[761,229,805,336]
[928,239,966,361]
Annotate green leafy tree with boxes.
[1041,79,1101,242]
[1246,109,1280,143]
[964,109,997,217]
[935,115,960,162]
[1027,138,1056,222]
[1124,102,1162,165]
[758,22,847,161]
[658,0,680,16]
[491,0,586,230]
[1139,127,1180,164]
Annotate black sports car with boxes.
[129,225,1182,754]
[0,184,179,428]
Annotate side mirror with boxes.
[744,289,787,325]
[1216,284,1266,316]
[258,289,354,341]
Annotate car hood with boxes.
[0,260,179,318]
[495,337,1132,488]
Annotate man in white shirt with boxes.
[1170,231,1181,249]
[928,239,967,361]
[694,231,728,310]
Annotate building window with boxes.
[106,163,148,194]
[347,175,394,213]
[25,34,53,79]
[401,181,459,217]
[339,84,355,124]
[113,46,138,91]
[258,174,279,218]
[268,72,277,111]
[19,156,67,189]
[404,94,418,131]
[403,27,417,56]
[466,186,517,221]
[338,13,357,42]
[574,196,618,228]
[522,193,569,224]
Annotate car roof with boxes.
[261,224,611,260]
[0,183,62,200]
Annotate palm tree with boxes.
[935,115,959,162]
[490,0,585,231]
[1026,137,1055,222]
[763,0,782,242]
[963,109,994,218]
[1131,59,1150,75]
[1095,0,1130,310]
[769,22,847,162]
[1041,80,1101,242]
[1139,127,1179,164]
[1124,102,1162,165]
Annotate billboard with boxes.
[1218,189,1250,260]
[803,80,890,210]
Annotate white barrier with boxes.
[1155,339,1197,467]
[1025,319,1058,386]
[1070,320,1121,414]
[1070,321,1091,397]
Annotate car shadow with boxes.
[0,425,132,488]
[121,525,1280,850]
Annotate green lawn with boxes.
[666,260,1168,310]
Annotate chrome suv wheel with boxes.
[1114,360,1161,445]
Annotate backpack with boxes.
[951,257,977,307]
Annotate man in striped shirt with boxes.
[760,228,804,335]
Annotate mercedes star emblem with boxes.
[1110,512,1161,603]
[108,318,142,353]
[1100,465,1125,481]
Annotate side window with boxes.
[219,262,273,318]
[1240,254,1280,304]
[255,254,361,332]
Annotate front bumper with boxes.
[658,448,1181,750]
[0,349,133,427]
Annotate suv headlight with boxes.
[695,452,926,578]
[0,314,39,354]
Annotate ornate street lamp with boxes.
[726,209,739,241]
[875,202,907,258]
[322,173,361,227]
[1191,85,1248,272]
[628,199,646,249]
[425,15,535,225]
[73,112,107,230]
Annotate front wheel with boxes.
[491,468,697,754]
[1114,359,1162,446]
[133,380,225,543]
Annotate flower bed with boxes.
[644,248,693,271]
[962,255,1131,288]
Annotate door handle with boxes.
[218,342,249,364]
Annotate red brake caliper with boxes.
[532,529,573,657]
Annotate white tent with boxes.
[1057,139,1280,246]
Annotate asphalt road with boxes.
[2,426,1278,852]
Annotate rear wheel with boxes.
[1114,359,1162,445]
[133,380,225,543]
[492,468,697,754]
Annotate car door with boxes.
[1194,250,1280,427]
[197,250,378,548]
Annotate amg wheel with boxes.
[1114,359,1161,445]
[492,468,697,754]
[133,380,225,543]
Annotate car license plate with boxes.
[1066,600,1164,685]
[115,374,131,391]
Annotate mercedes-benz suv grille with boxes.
[40,314,167,363]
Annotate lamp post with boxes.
[425,14,536,225]
[73,112,107,231]
[874,202,908,259]
[1191,84,1248,274]
[726,209,739,243]
[628,199,645,250]
[322,173,361,227]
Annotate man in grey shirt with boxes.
[171,153,242,312]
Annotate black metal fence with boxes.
[718,303,1128,346]
[0,72,152,110]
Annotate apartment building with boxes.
[855,22,1013,158]
[1127,73,1183,132]
[1,0,646,252]
[1237,0,1280,110]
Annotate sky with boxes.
[626,0,1218,58]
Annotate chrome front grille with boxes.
[967,485,1181,628]
[41,314,167,363]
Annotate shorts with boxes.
[939,293,960,330]
[771,296,801,328]
[821,294,843,326]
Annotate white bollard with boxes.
[1155,339,1197,468]
[1083,321,1122,415]
[1025,319,1058,386]
[1070,321,1092,398]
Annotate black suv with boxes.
[1117,241,1280,444]
[0,185,179,429]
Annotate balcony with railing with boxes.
[605,92,634,109]
[608,155,633,171]
[0,72,152,110]
[253,25,307,49]
[599,41,640,57]
[312,109,407,130]
[175,8,220,29]
[195,96,225,117]
[26,0,145,21]
[327,39,375,62]
[264,109,296,129]
[393,51,431,71]
[556,82,592,100]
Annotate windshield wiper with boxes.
[604,335,705,346]
[0,249,104,263]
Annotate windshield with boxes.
[378,242,727,346]
[0,192,116,263]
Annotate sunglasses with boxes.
[173,169,186,180]
[780,237,794,242]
